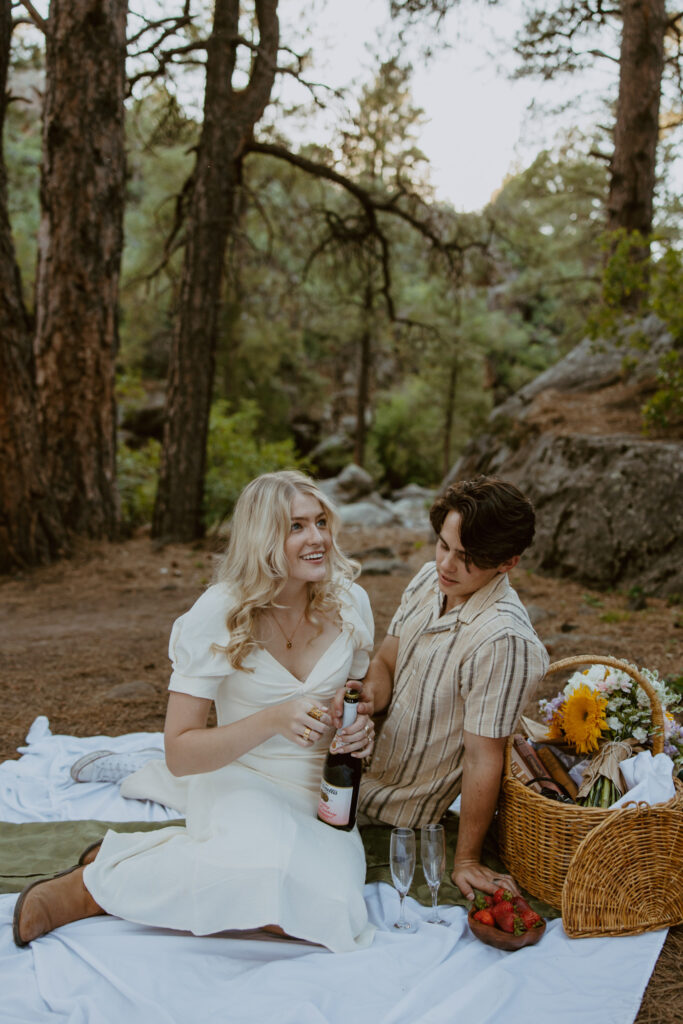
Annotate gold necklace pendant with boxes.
[270,606,307,649]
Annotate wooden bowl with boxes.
[467,908,546,951]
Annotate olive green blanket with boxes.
[0,812,557,918]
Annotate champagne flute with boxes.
[390,827,417,932]
[420,823,448,925]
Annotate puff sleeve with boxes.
[345,582,375,679]
[168,584,234,699]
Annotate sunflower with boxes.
[560,684,608,754]
[546,712,564,742]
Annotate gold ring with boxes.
[364,724,370,736]
[303,726,312,741]
[308,707,324,722]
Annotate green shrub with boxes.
[204,401,309,527]
[641,348,683,432]
[116,400,309,531]
[370,377,443,488]
[117,439,161,530]
[589,232,683,432]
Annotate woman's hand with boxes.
[334,711,375,759]
[329,682,375,758]
[272,697,333,748]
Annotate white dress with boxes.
[83,582,376,953]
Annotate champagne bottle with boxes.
[317,688,362,830]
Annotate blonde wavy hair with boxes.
[214,470,359,669]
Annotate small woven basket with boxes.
[496,654,683,938]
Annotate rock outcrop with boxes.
[319,466,434,533]
[445,321,682,597]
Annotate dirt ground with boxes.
[1,526,681,1020]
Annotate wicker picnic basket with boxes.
[496,654,683,938]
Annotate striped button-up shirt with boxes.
[359,562,549,828]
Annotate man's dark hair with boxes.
[429,476,536,569]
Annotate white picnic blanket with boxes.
[0,717,666,1024]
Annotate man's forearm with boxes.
[454,741,505,865]
[450,735,519,899]
[361,635,398,715]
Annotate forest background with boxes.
[1,4,682,1019]
[1,0,682,568]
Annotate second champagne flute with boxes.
[390,827,417,932]
[420,823,448,925]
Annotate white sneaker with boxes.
[70,748,165,784]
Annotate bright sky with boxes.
[26,0,675,213]
[274,0,619,211]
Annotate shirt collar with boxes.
[429,570,510,627]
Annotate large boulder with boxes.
[320,469,434,531]
[490,432,681,595]
[318,463,376,507]
[335,463,376,501]
[338,495,401,528]
[445,324,682,597]
[390,492,434,532]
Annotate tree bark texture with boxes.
[607,0,667,237]
[0,0,67,571]
[442,357,458,479]
[152,0,279,541]
[33,0,127,537]
[353,282,373,468]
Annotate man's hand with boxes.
[330,682,375,729]
[330,634,397,731]
[451,860,520,902]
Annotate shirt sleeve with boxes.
[461,634,549,738]
[347,583,375,679]
[387,562,434,637]
[168,585,233,700]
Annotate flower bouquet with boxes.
[538,662,683,806]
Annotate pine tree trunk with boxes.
[33,0,127,537]
[152,0,279,541]
[0,0,67,571]
[442,357,458,479]
[607,0,667,238]
[441,290,462,478]
[353,283,373,468]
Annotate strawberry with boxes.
[490,900,526,935]
[474,892,494,910]
[491,900,514,928]
[473,909,495,927]
[512,915,526,936]
[512,895,533,914]
[493,886,515,904]
[518,907,543,930]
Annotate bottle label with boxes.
[318,778,353,826]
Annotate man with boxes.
[351,475,548,900]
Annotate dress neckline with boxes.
[260,629,344,684]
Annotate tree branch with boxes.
[128,12,193,48]
[243,140,490,263]
[127,40,208,93]
[18,0,46,33]
[586,47,619,63]
[240,0,280,120]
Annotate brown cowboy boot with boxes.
[13,864,106,947]
[78,840,103,866]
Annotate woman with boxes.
[14,471,376,952]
